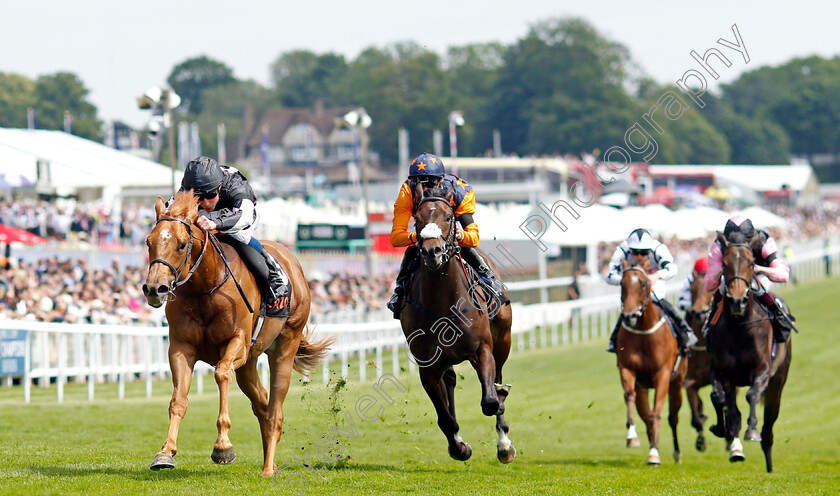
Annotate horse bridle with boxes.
[148,217,209,302]
[621,266,652,319]
[722,243,755,299]
[417,196,460,266]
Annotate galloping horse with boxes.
[707,233,792,472]
[142,192,332,477]
[683,272,714,452]
[400,182,515,463]
[616,258,686,465]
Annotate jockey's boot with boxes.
[387,246,419,319]
[757,291,796,343]
[461,247,505,297]
[261,250,291,318]
[606,319,621,353]
[657,298,697,356]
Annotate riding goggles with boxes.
[414,177,440,188]
[629,249,651,256]
[196,190,219,200]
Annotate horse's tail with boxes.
[293,323,334,375]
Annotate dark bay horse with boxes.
[707,233,792,472]
[142,193,332,477]
[684,271,714,452]
[617,258,686,465]
[400,182,515,463]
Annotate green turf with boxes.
[1,277,839,495]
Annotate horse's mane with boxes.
[168,191,199,219]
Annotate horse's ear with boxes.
[445,182,455,203]
[621,259,628,270]
[715,231,727,250]
[154,197,166,220]
[641,257,651,269]
[414,180,424,202]
[748,233,761,252]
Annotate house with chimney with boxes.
[240,101,383,195]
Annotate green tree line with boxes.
[4,17,840,180]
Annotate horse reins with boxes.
[417,196,460,266]
[149,217,252,313]
[722,243,755,299]
[620,266,652,320]
[149,217,210,302]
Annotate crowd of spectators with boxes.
[309,271,395,315]
[0,256,164,325]
[0,199,153,247]
[0,195,835,325]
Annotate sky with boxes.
[3,1,837,128]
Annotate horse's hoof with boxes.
[729,450,745,462]
[150,453,174,470]
[481,397,501,416]
[647,455,661,465]
[627,437,641,448]
[673,450,682,464]
[709,424,726,439]
[696,434,707,452]
[211,447,236,464]
[745,429,761,442]
[448,442,472,461]
[497,446,516,464]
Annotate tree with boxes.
[488,17,640,156]
[0,73,36,128]
[167,56,235,115]
[337,43,454,168]
[34,72,102,140]
[702,95,790,164]
[721,56,840,161]
[445,43,507,155]
[270,50,348,108]
[196,80,275,159]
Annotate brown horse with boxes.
[400,182,515,463]
[707,233,792,472]
[142,192,332,477]
[616,258,687,465]
[683,271,714,452]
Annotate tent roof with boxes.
[0,128,180,192]
[649,164,815,192]
[479,202,788,246]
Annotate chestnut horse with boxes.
[142,192,332,477]
[400,183,515,463]
[707,233,792,472]
[617,258,686,465]
[683,272,714,452]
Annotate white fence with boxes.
[2,244,838,403]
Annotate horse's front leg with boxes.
[708,368,729,441]
[744,363,772,442]
[420,366,471,461]
[618,367,641,448]
[470,342,500,416]
[211,327,250,465]
[151,344,196,470]
[683,377,707,451]
[643,368,671,465]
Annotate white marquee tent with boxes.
[0,128,180,210]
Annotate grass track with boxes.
[1,277,839,495]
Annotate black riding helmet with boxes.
[183,156,224,195]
